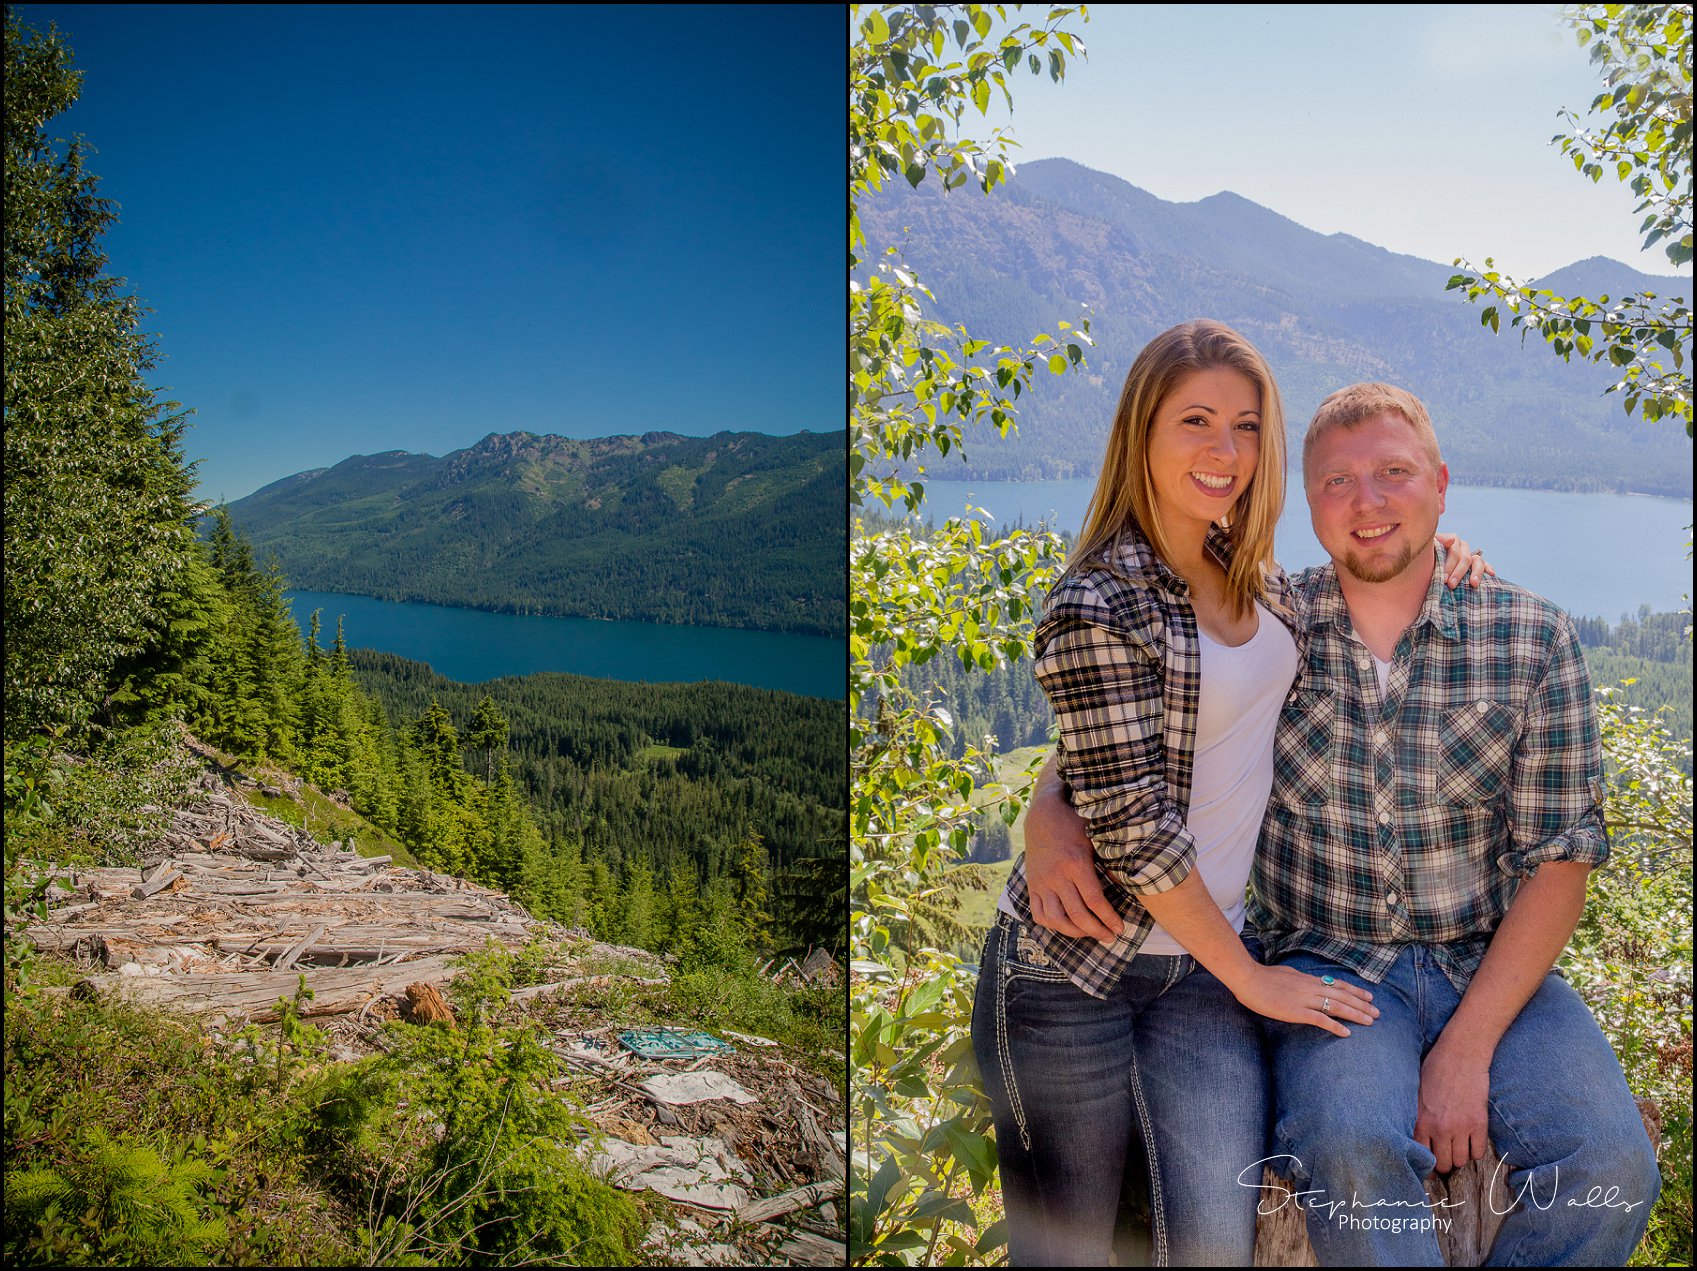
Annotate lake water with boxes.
[920,478,1694,622]
[285,590,844,701]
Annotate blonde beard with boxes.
[1341,539,1417,584]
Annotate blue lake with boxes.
[920,479,1694,623]
[285,590,844,701]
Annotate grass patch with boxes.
[244,786,416,868]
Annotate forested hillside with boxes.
[347,649,845,956]
[861,158,1692,495]
[222,428,845,636]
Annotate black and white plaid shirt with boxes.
[1004,523,1301,999]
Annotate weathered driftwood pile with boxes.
[22,786,566,1023]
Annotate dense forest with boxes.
[346,648,845,954]
[221,428,846,636]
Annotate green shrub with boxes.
[5,1127,224,1264]
[4,722,199,867]
[307,944,646,1265]
[3,983,357,1266]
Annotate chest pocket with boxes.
[1435,699,1519,806]
[1274,686,1337,806]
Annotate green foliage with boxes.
[3,12,205,738]
[850,5,1088,1263]
[348,649,845,957]
[4,982,358,1265]
[1449,4,1693,435]
[4,721,200,868]
[4,1126,225,1265]
[308,942,645,1266]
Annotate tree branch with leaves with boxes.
[850,4,1090,1264]
[1448,3,1692,435]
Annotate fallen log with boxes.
[734,1181,839,1226]
[132,867,183,899]
[75,954,464,1021]
[272,924,327,972]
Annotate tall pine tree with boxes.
[4,12,205,738]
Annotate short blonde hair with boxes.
[1066,319,1287,619]
[1304,382,1442,475]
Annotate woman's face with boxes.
[1145,365,1262,544]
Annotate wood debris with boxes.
[18,755,845,1266]
[19,781,660,1021]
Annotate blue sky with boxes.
[970,4,1688,282]
[21,5,842,502]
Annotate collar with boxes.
[1099,521,1236,596]
[1306,543,1461,642]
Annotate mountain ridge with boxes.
[861,157,1690,494]
[220,427,845,637]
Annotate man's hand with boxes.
[1414,1040,1492,1173]
[1023,767,1120,944]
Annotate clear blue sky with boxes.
[21,5,842,502]
[971,4,1689,282]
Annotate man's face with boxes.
[1304,412,1448,585]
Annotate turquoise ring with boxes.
[1321,974,1336,985]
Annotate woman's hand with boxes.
[1435,531,1496,589]
[1232,964,1379,1037]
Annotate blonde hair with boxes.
[1303,382,1442,476]
[1065,319,1287,618]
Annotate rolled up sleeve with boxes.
[1034,588,1197,896]
[1498,613,1611,878]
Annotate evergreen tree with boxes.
[620,858,657,950]
[4,12,204,738]
[467,695,509,787]
[729,828,773,949]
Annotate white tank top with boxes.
[1138,600,1298,953]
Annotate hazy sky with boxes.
[21,5,840,502]
[968,4,1688,282]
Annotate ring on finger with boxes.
[1321,997,1331,1013]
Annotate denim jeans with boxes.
[1265,945,1661,1266]
[971,913,1270,1267]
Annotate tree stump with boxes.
[1251,1097,1662,1266]
[403,981,456,1028]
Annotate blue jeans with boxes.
[1265,945,1661,1266]
[971,914,1270,1267]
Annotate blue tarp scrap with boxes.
[617,1027,735,1059]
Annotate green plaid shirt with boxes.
[1247,547,1609,993]
[1007,523,1301,999]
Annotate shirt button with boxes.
[1287,691,1298,705]
[1377,811,1391,825]
[1357,658,1371,670]
[1476,699,1490,713]
[1386,890,1399,906]
[1374,729,1388,745]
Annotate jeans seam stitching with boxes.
[994,922,1032,1153]
[1126,1043,1169,1265]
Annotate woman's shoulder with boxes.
[1039,551,1170,650]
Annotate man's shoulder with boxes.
[1451,573,1575,646]
[1289,563,1334,603]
